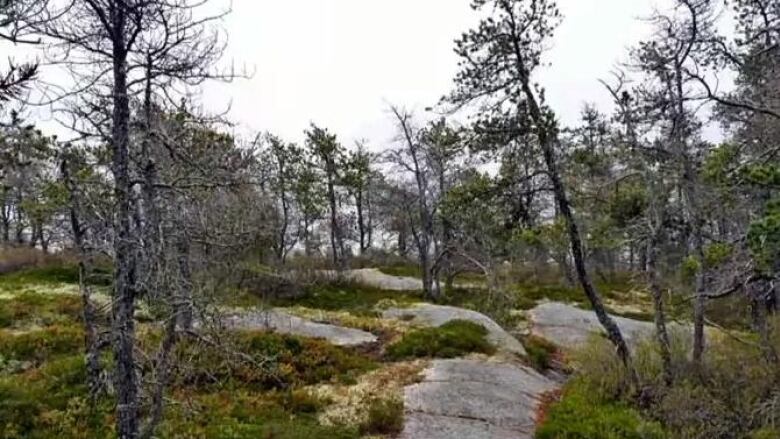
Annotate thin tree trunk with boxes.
[176,229,194,331]
[398,226,407,258]
[751,280,778,365]
[356,191,366,254]
[140,315,177,439]
[62,157,105,405]
[110,6,140,437]
[326,165,345,270]
[512,45,634,373]
[647,226,673,385]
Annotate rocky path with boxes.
[228,270,669,438]
[400,358,558,439]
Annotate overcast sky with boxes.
[14,0,678,147]
[197,0,674,148]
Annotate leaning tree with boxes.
[446,0,635,372]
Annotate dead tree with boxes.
[388,106,440,300]
[24,1,234,437]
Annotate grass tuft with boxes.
[359,397,404,435]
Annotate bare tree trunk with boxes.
[140,315,177,439]
[691,259,707,367]
[62,157,105,405]
[14,202,24,244]
[647,226,673,385]
[326,167,345,270]
[110,6,140,437]
[751,280,779,365]
[176,230,194,331]
[356,190,367,254]
[366,184,374,251]
[687,180,707,368]
[398,227,407,258]
[515,63,634,374]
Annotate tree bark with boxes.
[646,225,673,385]
[109,5,140,437]
[326,162,345,270]
[62,157,105,405]
[508,26,634,371]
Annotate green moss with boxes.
[159,390,360,439]
[0,355,112,439]
[523,335,557,371]
[378,265,487,284]
[0,264,111,290]
[513,283,585,307]
[273,282,420,316]
[173,331,377,391]
[0,293,84,329]
[360,397,404,435]
[386,320,495,360]
[0,325,84,367]
[271,388,328,414]
[751,428,780,439]
[377,264,422,278]
[536,380,667,439]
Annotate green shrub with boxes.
[0,325,83,366]
[159,390,360,439]
[562,326,780,439]
[377,264,422,278]
[273,282,420,316]
[0,293,84,329]
[751,428,780,439]
[523,335,558,371]
[386,320,495,360]
[0,355,111,439]
[271,388,328,414]
[535,380,667,439]
[173,331,376,391]
[360,397,404,435]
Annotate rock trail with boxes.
[400,358,558,439]
[227,270,668,438]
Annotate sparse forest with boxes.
[0,0,778,438]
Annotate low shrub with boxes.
[360,397,404,435]
[377,264,421,278]
[523,335,558,371]
[273,281,419,316]
[535,380,667,439]
[0,293,84,329]
[0,247,72,275]
[386,320,495,360]
[172,331,377,391]
[271,388,329,414]
[550,323,780,439]
[0,325,83,366]
[159,390,360,439]
[0,355,111,439]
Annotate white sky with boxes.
[12,0,679,147]
[200,0,674,148]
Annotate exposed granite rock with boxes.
[319,268,424,291]
[400,359,558,439]
[527,301,680,349]
[382,303,527,356]
[224,309,378,347]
